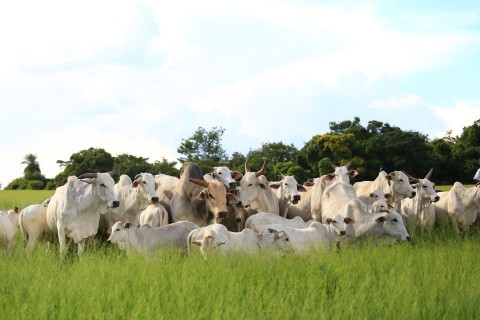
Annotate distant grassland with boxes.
[0,190,54,210]
[1,190,479,319]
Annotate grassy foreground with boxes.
[0,191,479,319]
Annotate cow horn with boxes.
[331,163,337,169]
[134,173,141,180]
[245,158,251,173]
[344,160,352,168]
[277,172,285,179]
[424,168,433,180]
[78,172,97,179]
[188,178,209,188]
[255,160,266,177]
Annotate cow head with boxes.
[375,210,411,241]
[270,174,306,204]
[331,160,358,184]
[325,214,354,237]
[107,221,132,250]
[235,158,267,208]
[207,166,243,191]
[78,171,120,208]
[408,169,440,203]
[188,178,232,224]
[133,173,159,204]
[385,171,416,200]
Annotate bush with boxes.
[27,180,45,190]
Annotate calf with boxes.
[107,220,199,255]
[139,203,169,227]
[0,208,20,249]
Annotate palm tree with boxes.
[21,153,41,179]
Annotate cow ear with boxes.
[259,183,267,190]
[326,218,333,224]
[198,190,208,200]
[348,170,358,177]
[124,222,132,228]
[384,193,392,200]
[267,228,277,234]
[375,216,387,223]
[303,181,314,187]
[385,175,393,181]
[226,193,237,203]
[297,184,307,192]
[107,227,112,234]
[269,182,281,189]
[344,217,355,224]
[132,180,140,188]
[80,178,95,184]
[411,184,418,189]
[325,173,336,181]
[231,171,243,181]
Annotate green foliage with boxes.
[54,148,115,186]
[27,180,44,190]
[113,154,152,180]
[5,177,29,190]
[151,157,180,177]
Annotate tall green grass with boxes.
[0,191,479,319]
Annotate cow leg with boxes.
[77,240,86,256]
[57,222,67,256]
[26,232,39,255]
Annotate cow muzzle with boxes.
[110,201,120,208]
[409,191,416,198]
[292,195,301,204]
[150,196,159,203]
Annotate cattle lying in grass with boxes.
[188,223,260,259]
[245,212,316,233]
[0,208,20,249]
[259,217,351,254]
[108,220,199,255]
[46,172,120,256]
[139,203,169,228]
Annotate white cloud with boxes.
[369,95,424,110]
[431,100,480,136]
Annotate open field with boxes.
[1,190,479,319]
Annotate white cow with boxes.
[139,203,169,227]
[0,206,18,216]
[108,220,199,256]
[188,223,260,259]
[19,200,50,253]
[434,182,479,232]
[322,182,410,242]
[154,173,180,215]
[0,208,20,249]
[354,171,416,212]
[245,212,316,233]
[270,174,307,217]
[204,166,243,191]
[359,189,393,206]
[235,159,279,215]
[46,172,120,256]
[259,217,350,254]
[343,199,410,242]
[103,173,159,231]
[402,169,440,227]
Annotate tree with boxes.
[21,153,43,181]
[113,154,152,180]
[151,157,180,177]
[54,148,114,186]
[177,126,228,173]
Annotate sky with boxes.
[1,0,480,187]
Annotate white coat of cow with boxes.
[188,223,260,259]
[108,220,199,255]
[103,173,159,230]
[434,182,479,232]
[139,203,169,227]
[0,208,20,249]
[19,201,50,253]
[245,212,316,233]
[259,217,351,254]
[401,169,440,227]
[46,172,120,255]
[235,159,279,215]
[270,174,307,217]
[204,166,243,191]
[354,171,416,212]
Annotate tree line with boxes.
[5,117,480,190]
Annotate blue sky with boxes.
[1,0,480,187]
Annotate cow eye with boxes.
[393,219,398,222]
[218,172,222,175]
[101,183,106,187]
[143,181,147,184]
[115,228,120,231]
[422,185,427,189]
[209,194,215,199]
[286,238,290,242]
[399,179,403,182]
[248,184,253,187]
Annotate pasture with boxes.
[1,190,479,319]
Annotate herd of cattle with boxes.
[0,159,478,259]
